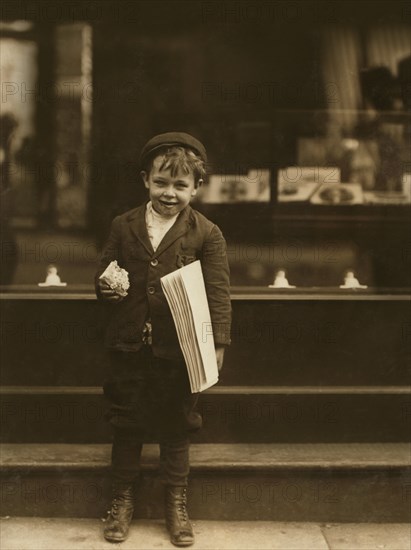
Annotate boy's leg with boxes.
[103,349,149,543]
[159,438,190,487]
[111,429,143,484]
[160,438,194,547]
[151,353,199,547]
[104,429,143,543]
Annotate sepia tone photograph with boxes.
[0,1,410,548]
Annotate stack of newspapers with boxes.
[161,261,219,393]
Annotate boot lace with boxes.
[106,496,123,520]
[176,488,188,523]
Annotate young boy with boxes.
[95,132,231,546]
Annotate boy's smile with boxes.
[142,155,201,218]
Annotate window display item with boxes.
[340,270,367,289]
[297,138,330,166]
[38,265,67,287]
[268,269,296,288]
[200,169,270,203]
[364,172,411,204]
[363,191,410,205]
[402,173,411,203]
[342,139,379,191]
[277,167,340,202]
[310,183,363,205]
[99,260,130,297]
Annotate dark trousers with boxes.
[111,430,190,487]
[104,347,201,487]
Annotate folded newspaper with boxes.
[99,260,130,297]
[161,261,219,393]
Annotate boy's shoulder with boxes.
[115,204,146,222]
[187,205,216,230]
[187,206,227,239]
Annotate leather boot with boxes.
[165,485,194,547]
[103,483,135,543]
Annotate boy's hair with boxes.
[142,146,206,183]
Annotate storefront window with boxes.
[1,11,410,289]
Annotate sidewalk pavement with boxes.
[0,518,410,550]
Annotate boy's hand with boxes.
[98,279,125,302]
[215,345,225,372]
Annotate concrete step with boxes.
[2,297,410,386]
[1,386,410,443]
[1,443,410,522]
[1,518,411,550]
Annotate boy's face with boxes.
[142,155,201,218]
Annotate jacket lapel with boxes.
[154,205,192,257]
[127,203,154,256]
[127,203,192,257]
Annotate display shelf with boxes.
[272,204,411,223]
[1,285,410,301]
[197,202,411,223]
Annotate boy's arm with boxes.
[95,216,123,300]
[201,225,232,348]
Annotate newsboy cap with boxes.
[140,132,207,165]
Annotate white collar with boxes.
[146,201,179,225]
[146,201,180,226]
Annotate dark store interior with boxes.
[1,1,410,287]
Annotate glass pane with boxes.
[54,23,92,228]
[1,37,38,224]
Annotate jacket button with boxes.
[150,258,159,267]
[148,286,155,295]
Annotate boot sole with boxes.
[170,537,195,547]
[104,532,128,543]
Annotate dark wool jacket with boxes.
[95,202,232,360]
